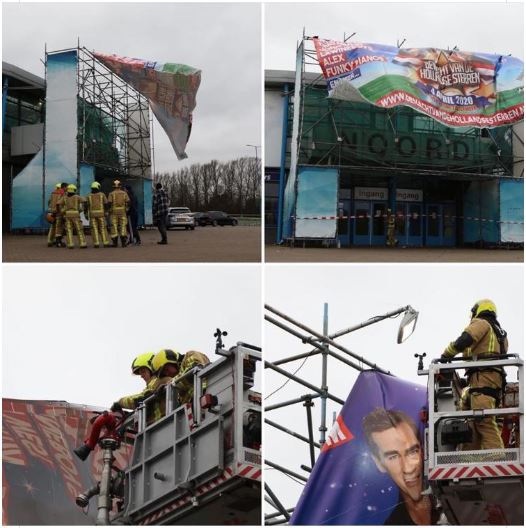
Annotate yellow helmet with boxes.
[67,184,77,193]
[91,181,101,190]
[113,179,121,188]
[131,352,155,375]
[55,183,62,189]
[471,299,497,318]
[152,349,181,375]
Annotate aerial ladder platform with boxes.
[419,353,523,525]
[76,341,261,525]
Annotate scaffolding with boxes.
[263,302,418,525]
[279,35,523,245]
[74,45,151,180]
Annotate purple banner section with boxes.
[291,371,428,525]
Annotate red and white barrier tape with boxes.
[292,214,524,225]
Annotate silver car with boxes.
[166,207,195,230]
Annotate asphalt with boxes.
[3,226,261,263]
[265,245,524,263]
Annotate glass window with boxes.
[395,204,406,236]
[427,206,439,237]
[409,204,421,237]
[372,203,386,236]
[355,207,369,236]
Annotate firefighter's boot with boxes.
[112,237,118,248]
[120,236,128,247]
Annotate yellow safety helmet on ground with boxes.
[91,181,101,190]
[131,352,155,375]
[55,183,62,189]
[113,179,121,188]
[471,299,497,319]
[67,184,77,193]
[152,349,181,375]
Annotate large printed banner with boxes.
[313,39,524,128]
[94,52,201,160]
[290,371,429,525]
[2,399,131,525]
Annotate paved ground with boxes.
[3,226,261,263]
[265,245,524,263]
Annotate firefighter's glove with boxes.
[110,401,123,413]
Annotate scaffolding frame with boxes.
[71,45,151,180]
[280,35,523,246]
[263,302,416,525]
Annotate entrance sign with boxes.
[94,52,201,160]
[354,187,388,200]
[313,39,524,128]
[397,189,423,202]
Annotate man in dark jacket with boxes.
[152,183,169,245]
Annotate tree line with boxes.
[154,157,261,214]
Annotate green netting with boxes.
[78,100,122,170]
[292,85,514,175]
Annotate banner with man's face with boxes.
[313,39,524,129]
[290,371,428,525]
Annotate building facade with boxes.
[265,70,524,247]
[2,61,45,231]
[4,47,153,232]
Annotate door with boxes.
[407,203,423,246]
[426,204,456,246]
[353,200,371,245]
[337,199,351,247]
[353,201,387,245]
[371,202,387,245]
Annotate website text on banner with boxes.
[313,39,524,129]
[94,52,201,160]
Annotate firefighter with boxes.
[86,182,109,248]
[386,208,397,247]
[152,349,210,405]
[58,184,87,249]
[110,353,172,424]
[46,183,65,247]
[441,299,508,450]
[108,179,129,247]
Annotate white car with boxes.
[166,207,195,230]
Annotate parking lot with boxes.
[3,226,261,263]
[265,245,524,263]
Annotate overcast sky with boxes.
[2,265,261,407]
[2,2,261,172]
[264,264,524,514]
[266,1,524,73]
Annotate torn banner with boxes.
[2,399,131,525]
[290,371,428,525]
[313,39,524,128]
[95,52,201,160]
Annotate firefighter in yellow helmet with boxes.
[111,353,172,423]
[86,181,109,248]
[108,179,130,247]
[152,348,210,405]
[57,184,87,249]
[46,183,66,247]
[442,299,508,449]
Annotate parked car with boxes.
[206,211,238,226]
[166,207,195,230]
[190,212,211,227]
